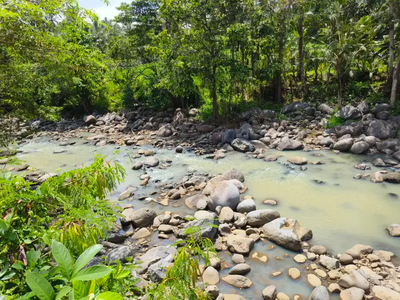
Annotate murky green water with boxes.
[15,136,400,299]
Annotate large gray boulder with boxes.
[339,105,362,120]
[84,115,97,125]
[367,120,398,140]
[335,124,363,137]
[157,125,173,137]
[129,208,157,228]
[106,246,134,263]
[333,138,354,151]
[247,210,280,227]
[262,217,313,252]
[318,104,334,115]
[350,141,370,154]
[231,138,255,152]
[222,129,237,144]
[382,172,400,183]
[276,136,303,151]
[208,180,241,211]
[181,216,218,241]
[281,102,310,114]
[371,103,391,114]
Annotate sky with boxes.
[78,0,125,20]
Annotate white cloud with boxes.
[78,0,125,20]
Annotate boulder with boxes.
[387,224,400,237]
[318,104,334,115]
[247,210,280,227]
[367,120,398,140]
[383,172,400,184]
[144,156,159,167]
[84,115,97,125]
[229,263,251,275]
[372,286,400,300]
[335,124,363,138]
[310,286,330,300]
[157,125,173,137]
[226,234,255,254]
[333,138,354,151]
[339,105,362,120]
[106,246,134,262]
[276,136,303,151]
[288,156,308,165]
[357,101,369,114]
[196,124,214,133]
[181,217,218,241]
[130,208,157,228]
[320,137,334,147]
[345,244,373,259]
[221,275,253,289]
[262,286,277,300]
[262,217,312,251]
[222,129,237,144]
[339,287,365,300]
[237,199,256,213]
[319,255,340,270]
[350,141,370,154]
[203,266,220,285]
[371,103,391,114]
[349,270,369,291]
[231,138,255,152]
[185,194,209,210]
[208,180,241,211]
[281,102,310,114]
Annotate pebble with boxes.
[293,254,307,264]
[307,274,322,287]
[288,268,301,280]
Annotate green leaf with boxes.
[55,286,72,300]
[27,249,41,267]
[26,272,55,300]
[0,262,9,277]
[95,292,123,300]
[71,266,111,281]
[12,262,25,270]
[51,241,72,280]
[72,244,102,277]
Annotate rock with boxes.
[203,266,220,285]
[349,270,369,291]
[158,224,173,233]
[196,199,208,210]
[223,169,245,182]
[264,154,278,162]
[339,274,354,288]
[222,129,237,144]
[310,245,327,255]
[84,115,97,125]
[288,156,308,165]
[219,207,234,223]
[148,259,171,283]
[367,120,398,140]
[144,156,159,167]
[205,285,220,299]
[118,187,136,201]
[224,295,245,300]
[372,286,400,300]
[350,141,370,154]
[218,223,231,236]
[157,125,173,137]
[387,224,400,237]
[229,263,251,275]
[185,194,209,210]
[281,102,310,114]
[371,171,384,183]
[262,286,277,300]
[222,275,253,289]
[357,101,369,113]
[339,287,365,300]
[175,145,183,153]
[235,198,256,212]
[129,208,157,228]
[226,234,255,255]
[383,172,400,183]
[232,254,245,264]
[294,254,307,263]
[307,274,322,287]
[318,104,334,114]
[319,255,339,270]
[106,246,133,262]
[328,283,342,293]
[372,158,386,167]
[132,228,151,239]
[320,137,334,147]
[333,138,354,151]
[246,210,280,227]
[345,244,373,259]
[132,161,143,170]
[196,123,214,133]
[277,293,290,300]
[339,105,362,120]
[209,180,241,211]
[340,253,354,265]
[372,103,391,114]
[310,286,330,300]
[288,268,301,280]
[262,217,312,251]
[231,138,255,152]
[377,111,390,120]
[276,136,303,151]
[182,217,218,241]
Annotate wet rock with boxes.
[349,141,370,154]
[372,286,400,300]
[236,199,256,213]
[209,180,241,211]
[176,146,183,153]
[129,208,157,228]
[262,285,277,300]
[203,266,220,285]
[231,138,255,152]
[340,253,354,265]
[367,120,398,140]
[222,275,253,289]
[339,287,364,300]
[310,245,327,255]
[288,268,301,280]
[382,172,400,183]
[262,217,312,252]
[310,286,330,300]
[229,263,251,275]
[84,115,97,125]
[371,171,384,183]
[232,254,245,264]
[246,210,280,227]
[333,138,354,151]
[106,246,133,263]
[264,154,278,162]
[132,161,143,170]
[144,156,159,167]
[387,224,400,237]
[276,136,303,151]
[339,105,362,120]
[288,156,308,165]
[319,255,339,270]
[307,274,322,287]
[294,254,307,263]
[107,233,127,244]
[226,234,255,254]
[132,227,151,239]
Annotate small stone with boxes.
[309,286,329,300]
[271,271,282,277]
[338,274,354,288]
[229,263,251,275]
[288,268,301,280]
[262,285,277,300]
[340,253,354,265]
[222,275,253,289]
[288,156,308,165]
[232,254,245,264]
[132,228,151,239]
[328,283,341,293]
[315,269,327,279]
[307,274,322,287]
[251,251,268,263]
[277,292,290,300]
[339,287,364,300]
[205,285,219,299]
[319,255,339,270]
[294,254,307,264]
[202,266,220,285]
[310,245,327,255]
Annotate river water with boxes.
[15,136,400,299]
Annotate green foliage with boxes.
[0,155,126,298]
[146,227,215,300]
[326,114,345,128]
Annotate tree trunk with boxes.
[276,28,285,103]
[390,40,400,106]
[298,14,306,95]
[337,64,343,108]
[211,65,219,120]
[388,0,395,92]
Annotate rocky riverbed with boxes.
[2,101,400,299]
